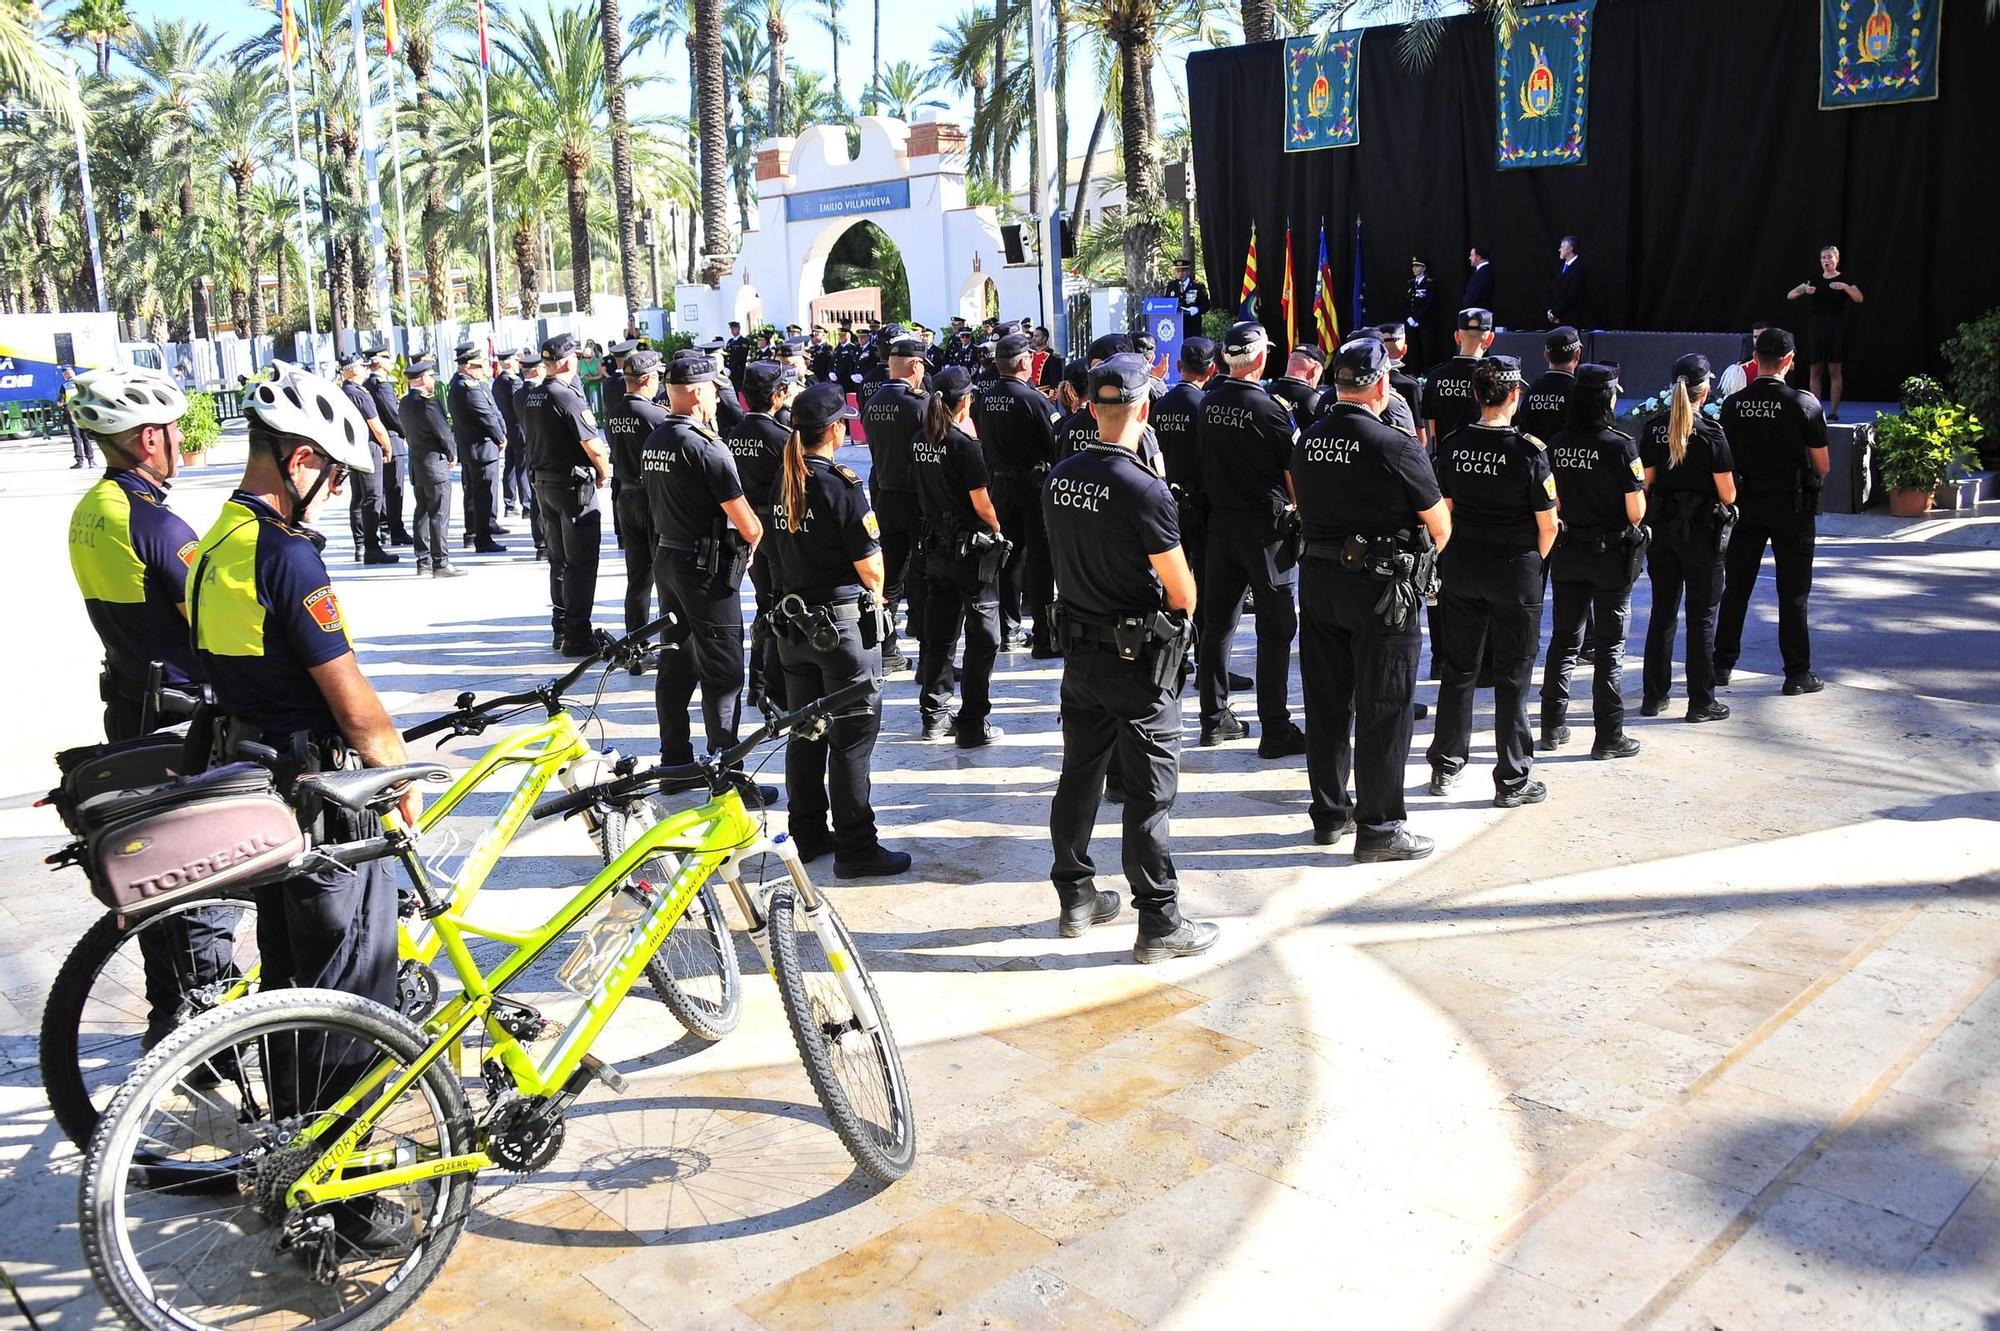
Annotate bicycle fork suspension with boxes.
[719,841,884,1033]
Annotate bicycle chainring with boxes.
[485,1097,566,1174]
[397,960,440,1021]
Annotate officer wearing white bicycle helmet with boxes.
[188,364,416,1136]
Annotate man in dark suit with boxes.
[1548,235,1590,328]
[1463,245,1495,316]
[364,349,412,546]
[447,342,509,554]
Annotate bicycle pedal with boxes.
[579,1053,628,1095]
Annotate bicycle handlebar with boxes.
[529,678,876,822]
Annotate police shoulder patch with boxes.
[302,586,344,633]
[580,410,599,431]
[1542,475,1559,501]
[862,510,881,539]
[176,540,199,567]
[832,463,863,486]
[1522,431,1547,452]
[1628,456,1646,482]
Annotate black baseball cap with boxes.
[667,353,721,385]
[1375,321,1407,340]
[888,336,925,359]
[1575,362,1622,391]
[1330,337,1389,389]
[1755,326,1796,359]
[792,383,858,434]
[624,348,664,376]
[541,332,577,359]
[1180,337,1217,371]
[1089,353,1152,405]
[608,338,641,357]
[337,351,365,369]
[996,332,1032,360]
[1458,308,1494,332]
[1672,353,1712,384]
[1223,321,1269,354]
[1545,325,1582,353]
[1087,333,1135,362]
[1292,343,1327,367]
[1485,353,1525,382]
[931,365,974,400]
[743,359,800,395]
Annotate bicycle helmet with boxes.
[68,367,187,436]
[243,362,377,473]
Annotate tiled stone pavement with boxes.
[2,438,1998,1328]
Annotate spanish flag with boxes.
[1281,226,1296,351]
[1313,222,1340,353]
[281,0,299,65]
[1238,221,1259,318]
[383,0,399,54]
[475,0,491,69]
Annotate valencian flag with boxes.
[1281,226,1296,350]
[1282,32,1361,152]
[383,0,399,54]
[1238,220,1259,318]
[1313,224,1340,352]
[280,0,300,64]
[1820,0,1941,109]
[1495,0,1594,170]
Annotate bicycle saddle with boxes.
[297,762,453,812]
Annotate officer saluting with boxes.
[1294,338,1452,860]
[608,349,669,636]
[1537,364,1646,760]
[399,360,465,578]
[525,332,610,654]
[1043,354,1215,963]
[730,359,799,707]
[972,330,1062,657]
[766,383,911,879]
[912,365,1006,746]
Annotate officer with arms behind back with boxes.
[731,360,799,707]
[526,332,611,654]
[609,349,670,637]
[862,338,928,670]
[1537,364,1647,760]
[1293,339,1452,860]
[1196,320,1305,757]
[336,353,398,565]
[398,360,466,579]
[768,383,912,879]
[913,365,1007,746]
[191,366,425,1205]
[447,342,509,553]
[1641,353,1739,722]
[1151,336,1216,613]
[1519,327,1582,445]
[1426,356,1560,808]
[1044,355,1216,963]
[972,331,1062,658]
[512,350,548,557]
[1714,326,1830,698]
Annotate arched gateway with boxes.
[674,116,1040,338]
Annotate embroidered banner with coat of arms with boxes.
[1283,32,1361,152]
[1495,0,1593,170]
[1820,0,1940,108]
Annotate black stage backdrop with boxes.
[1187,0,2000,400]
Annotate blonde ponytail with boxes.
[1666,379,1695,468]
[781,429,810,533]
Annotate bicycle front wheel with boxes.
[767,880,917,1182]
[81,990,476,1331]
[602,796,742,1041]
[41,892,260,1150]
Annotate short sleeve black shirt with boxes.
[862,381,924,494]
[1199,376,1297,514]
[641,415,744,546]
[1640,415,1737,498]
[1293,402,1442,542]
[607,392,668,483]
[340,379,378,424]
[912,423,991,534]
[1719,377,1828,498]
[1055,405,1099,463]
[727,413,788,509]
[970,378,1060,476]
[1266,376,1323,431]
[1421,357,1484,443]
[1151,380,1206,492]
[1043,445,1181,619]
[1518,370,1575,445]
[770,456,880,602]
[1546,425,1643,531]
[1437,424,1556,544]
[528,376,600,471]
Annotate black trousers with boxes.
[464,445,504,542]
[1428,542,1543,792]
[1300,562,1422,837]
[507,450,544,548]
[780,618,882,857]
[534,471,602,645]
[1540,547,1635,746]
[1049,646,1184,937]
[917,556,1000,725]
[346,459,386,555]
[1716,502,1816,680]
[992,475,1053,648]
[381,447,409,540]
[1198,518,1297,732]
[655,546,747,765]
[1644,525,1726,710]
[746,550,786,708]
[71,424,96,466]
[875,490,924,657]
[615,489,656,633]
[410,454,452,569]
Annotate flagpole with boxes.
[280,0,320,360]
[351,0,393,352]
[476,0,501,330]
[383,0,414,351]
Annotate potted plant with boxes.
[1875,384,1982,516]
[1941,306,2000,466]
[179,390,221,467]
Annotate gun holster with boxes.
[570,465,595,508]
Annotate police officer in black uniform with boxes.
[609,349,669,636]
[723,320,751,389]
[1374,323,1423,440]
[1294,338,1452,859]
[809,326,836,382]
[513,350,548,558]
[1196,320,1305,757]
[1538,364,1647,760]
[730,359,797,707]
[767,383,911,878]
[492,348,524,519]
[912,366,1005,746]
[1519,326,1581,444]
[643,352,772,792]
[366,349,412,545]
[400,360,464,578]
[1043,354,1215,963]
[337,353,398,564]
[1408,257,1438,376]
[448,343,509,553]
[832,326,862,387]
[600,340,636,551]
[1715,327,1830,697]
[972,331,1062,657]
[1174,258,1210,328]
[1641,353,1740,722]
[526,332,610,653]
[1421,308,1494,448]
[861,337,927,670]
[1265,344,1326,430]
[1426,356,1560,807]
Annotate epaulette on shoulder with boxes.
[1609,426,1633,441]
[1522,432,1548,452]
[831,463,863,486]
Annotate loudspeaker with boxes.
[1000,224,1027,266]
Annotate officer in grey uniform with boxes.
[399,361,464,578]
[366,349,412,545]
[447,343,508,553]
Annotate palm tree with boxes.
[126,18,223,332]
[499,1,607,313]
[0,99,75,310]
[868,0,880,115]
[373,0,470,323]
[55,0,133,78]
[870,60,944,122]
[694,0,729,279]
[201,66,278,338]
[991,0,1009,192]
[777,65,838,137]
[721,15,764,231]
[599,0,644,320]
[1,0,84,124]
[1240,0,1273,41]
[250,180,299,322]
[929,10,990,177]
[811,0,843,112]
[762,0,785,142]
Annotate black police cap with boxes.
[1672,352,1712,385]
[518,351,542,368]
[888,336,925,359]
[1485,354,1525,382]
[1755,326,1796,359]
[667,353,721,385]
[1330,337,1389,389]
[1545,325,1582,353]
[405,359,437,378]
[878,322,909,343]
[743,359,800,395]
[781,335,809,353]
[931,365,974,400]
[1292,343,1327,367]
[1375,321,1407,340]
[1223,321,1269,355]
[1088,353,1151,405]
[1087,333,1134,362]
[608,338,641,356]
[996,332,1032,360]
[624,349,664,376]
[792,382,858,434]
[1180,336,1216,371]
[337,351,365,369]
[541,332,577,359]
[453,339,478,358]
[1575,362,1621,391]
[1458,308,1494,332]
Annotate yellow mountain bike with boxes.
[79,682,913,1331]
